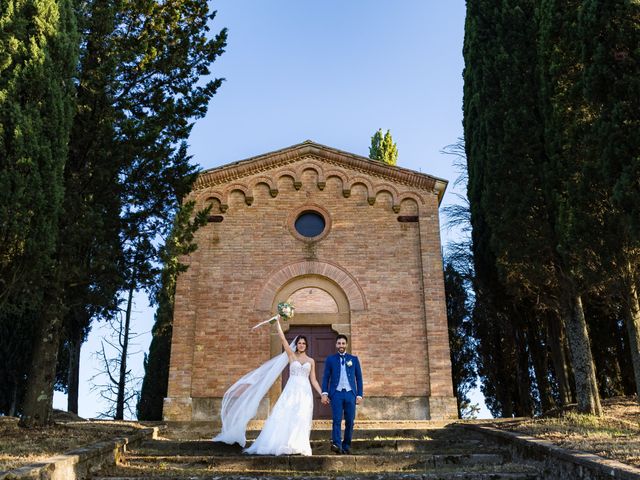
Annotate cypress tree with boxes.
[463,0,538,417]
[19,0,227,424]
[369,128,399,166]
[0,0,79,426]
[444,261,477,418]
[0,0,76,316]
[538,0,603,415]
[578,0,640,402]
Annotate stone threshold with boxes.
[0,427,158,480]
[465,423,640,480]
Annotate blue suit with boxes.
[322,353,363,450]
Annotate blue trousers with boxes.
[330,390,356,449]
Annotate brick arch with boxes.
[344,176,374,200]
[324,170,348,190]
[255,260,367,312]
[196,190,224,207]
[275,169,301,190]
[296,161,325,183]
[249,176,278,198]
[371,183,400,208]
[397,191,426,206]
[223,183,253,206]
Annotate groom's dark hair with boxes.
[336,334,348,343]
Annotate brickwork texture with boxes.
[164,141,457,421]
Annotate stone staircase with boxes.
[93,423,542,479]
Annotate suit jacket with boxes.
[322,353,363,398]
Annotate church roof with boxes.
[194,140,448,204]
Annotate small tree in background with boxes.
[369,128,398,166]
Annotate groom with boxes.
[321,334,363,455]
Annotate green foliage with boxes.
[463,0,639,415]
[0,0,77,315]
[9,0,227,422]
[369,128,398,166]
[73,0,227,419]
[0,0,77,419]
[444,261,477,418]
[463,0,538,417]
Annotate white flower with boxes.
[346,360,353,367]
[277,302,295,320]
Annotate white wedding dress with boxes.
[244,360,314,456]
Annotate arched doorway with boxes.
[269,277,351,419]
[282,325,335,419]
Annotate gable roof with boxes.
[194,140,448,204]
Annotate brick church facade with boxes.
[164,141,458,422]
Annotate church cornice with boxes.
[193,140,448,204]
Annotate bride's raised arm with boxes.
[275,317,295,361]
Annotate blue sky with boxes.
[55,0,488,418]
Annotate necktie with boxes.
[340,355,345,365]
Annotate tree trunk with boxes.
[563,294,602,415]
[20,291,64,427]
[513,319,535,417]
[116,281,135,420]
[614,310,636,395]
[496,317,515,417]
[9,380,18,417]
[529,316,555,413]
[67,333,82,414]
[623,277,640,403]
[546,313,573,406]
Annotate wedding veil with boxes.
[212,337,298,447]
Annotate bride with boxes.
[213,317,323,456]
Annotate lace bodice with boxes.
[289,360,311,378]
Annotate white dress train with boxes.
[244,360,314,456]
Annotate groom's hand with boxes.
[321,394,329,405]
[356,396,363,405]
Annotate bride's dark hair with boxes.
[295,335,308,352]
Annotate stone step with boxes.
[159,419,455,440]
[136,438,491,456]
[94,473,539,480]
[121,452,506,472]
[163,427,486,442]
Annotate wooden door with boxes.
[282,325,335,419]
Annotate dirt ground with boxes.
[0,415,144,472]
[492,396,640,468]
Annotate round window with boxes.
[294,211,326,238]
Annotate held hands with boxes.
[321,394,330,405]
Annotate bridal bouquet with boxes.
[251,302,295,330]
[277,301,295,320]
